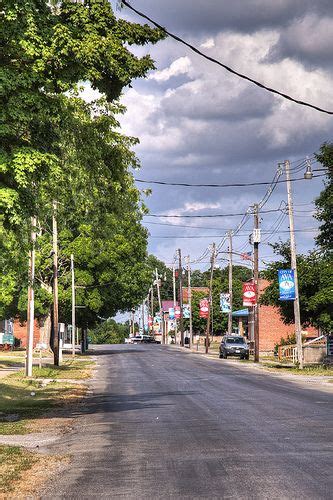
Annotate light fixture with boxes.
[304,164,313,180]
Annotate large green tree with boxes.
[0,1,165,344]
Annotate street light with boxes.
[304,164,313,180]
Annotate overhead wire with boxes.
[121,1,333,115]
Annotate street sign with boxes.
[278,269,295,300]
[242,283,256,306]
[1,333,14,345]
[220,293,231,313]
[199,299,209,318]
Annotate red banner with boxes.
[199,299,209,318]
[148,316,153,326]
[175,306,181,319]
[243,283,256,306]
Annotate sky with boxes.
[103,1,333,282]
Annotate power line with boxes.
[148,228,318,238]
[145,207,283,218]
[121,1,333,115]
[135,173,325,188]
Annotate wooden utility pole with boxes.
[172,265,178,342]
[25,216,36,377]
[205,243,216,354]
[228,231,233,335]
[155,268,164,343]
[52,201,60,366]
[178,249,184,347]
[150,287,154,333]
[71,254,76,358]
[253,204,260,363]
[285,160,303,368]
[186,256,193,347]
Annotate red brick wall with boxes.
[14,319,41,348]
[258,279,318,352]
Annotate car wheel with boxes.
[245,355,249,360]
[219,353,223,359]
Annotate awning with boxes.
[232,309,249,317]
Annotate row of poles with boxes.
[135,160,304,367]
[25,201,78,376]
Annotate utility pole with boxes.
[150,287,154,334]
[155,268,164,343]
[172,265,178,343]
[228,231,233,335]
[178,249,184,347]
[186,256,193,347]
[253,204,260,363]
[52,201,60,366]
[25,216,36,377]
[71,254,76,358]
[205,243,216,354]
[141,300,145,334]
[285,160,303,369]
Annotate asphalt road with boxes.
[43,344,333,499]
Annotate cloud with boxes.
[148,56,192,82]
[118,2,332,265]
[267,15,333,70]
[200,38,215,49]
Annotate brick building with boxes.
[13,316,51,348]
[233,279,318,353]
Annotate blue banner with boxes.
[220,293,231,313]
[183,305,190,319]
[278,269,295,300]
[168,307,175,320]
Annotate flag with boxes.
[241,251,252,260]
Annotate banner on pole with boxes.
[278,269,295,300]
[199,299,209,318]
[168,308,175,320]
[148,316,153,327]
[220,293,231,313]
[183,304,190,319]
[242,283,256,306]
[175,306,181,319]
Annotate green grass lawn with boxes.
[11,358,94,380]
[0,359,94,435]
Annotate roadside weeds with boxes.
[0,356,96,496]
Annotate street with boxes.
[43,345,333,499]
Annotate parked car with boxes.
[219,335,249,359]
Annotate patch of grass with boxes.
[0,445,38,493]
[11,359,94,381]
[262,363,333,376]
[0,376,88,435]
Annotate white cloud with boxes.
[200,38,215,49]
[148,56,192,82]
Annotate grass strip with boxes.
[0,445,38,493]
